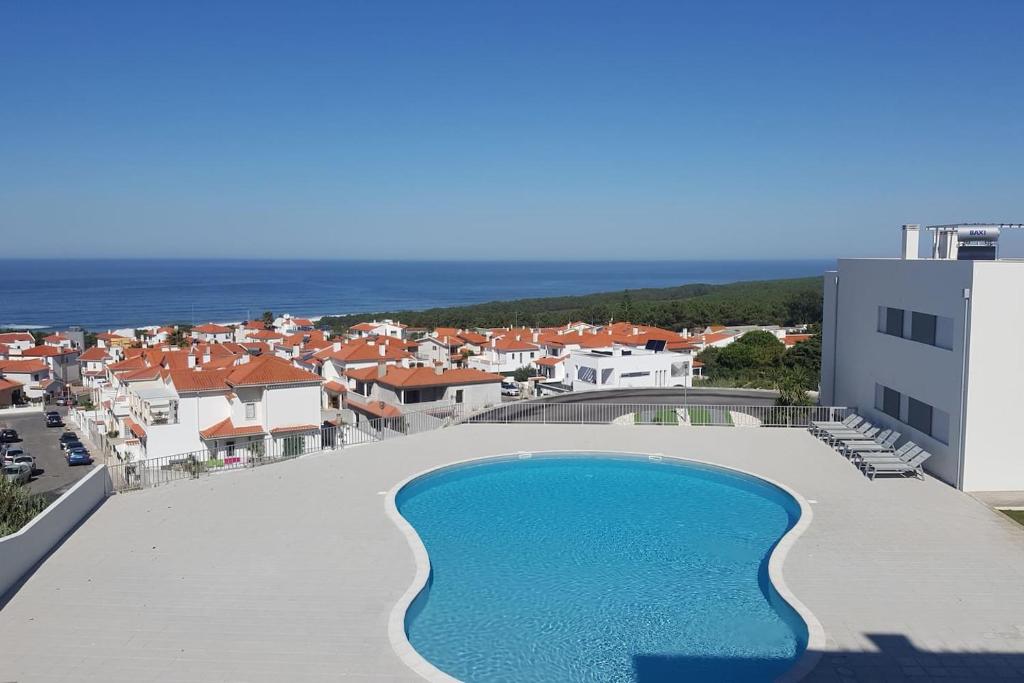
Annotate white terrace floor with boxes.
[3,425,1024,682]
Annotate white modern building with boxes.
[564,347,693,392]
[821,223,1024,492]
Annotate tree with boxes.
[262,310,274,327]
[783,327,822,384]
[513,366,531,382]
[775,367,814,406]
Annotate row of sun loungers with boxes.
[808,414,932,480]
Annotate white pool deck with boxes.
[3,425,1024,682]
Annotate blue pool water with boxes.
[397,454,807,682]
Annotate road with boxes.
[0,407,96,501]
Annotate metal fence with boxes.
[105,402,850,493]
[463,402,851,428]
[106,403,471,493]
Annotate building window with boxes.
[577,366,597,384]
[875,383,901,419]
[455,389,464,404]
[245,403,256,419]
[907,396,932,434]
[878,306,904,337]
[910,312,937,346]
[600,368,614,384]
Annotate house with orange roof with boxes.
[0,359,52,402]
[19,344,81,385]
[192,323,234,344]
[317,338,412,384]
[348,319,407,340]
[272,314,316,335]
[344,365,501,416]
[0,332,36,353]
[467,333,541,374]
[119,354,324,461]
[43,332,74,350]
[79,346,113,388]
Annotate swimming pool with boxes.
[395,453,809,682]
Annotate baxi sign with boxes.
[957,226,1000,242]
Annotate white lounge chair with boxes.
[841,430,900,458]
[866,450,932,480]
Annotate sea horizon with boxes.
[2,258,834,331]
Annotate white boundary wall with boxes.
[0,465,111,598]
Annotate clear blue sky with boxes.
[2,1,1022,260]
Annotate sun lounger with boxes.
[824,425,880,446]
[866,450,932,480]
[854,443,920,468]
[841,430,900,457]
[810,414,861,436]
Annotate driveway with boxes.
[0,407,95,501]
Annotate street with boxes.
[1,407,96,502]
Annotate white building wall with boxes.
[565,349,692,392]
[263,384,321,428]
[960,262,1024,491]
[823,258,973,488]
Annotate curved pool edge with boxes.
[385,450,826,683]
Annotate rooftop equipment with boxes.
[925,223,1024,261]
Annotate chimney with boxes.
[378,344,386,357]
[187,354,196,369]
[377,361,387,378]
[578,329,583,337]
[532,331,538,342]
[490,338,496,348]
[901,224,920,259]
[632,326,639,335]
[333,341,341,352]
[203,351,211,364]
[434,364,443,375]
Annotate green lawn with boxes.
[1000,509,1024,527]
[688,407,733,426]
[634,409,679,425]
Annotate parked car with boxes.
[501,379,519,397]
[58,431,79,445]
[67,449,93,466]
[61,440,85,453]
[2,447,25,465]
[46,414,64,428]
[11,454,36,473]
[3,462,31,485]
[0,428,20,443]
[55,397,70,406]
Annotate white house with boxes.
[349,319,407,340]
[122,354,324,461]
[468,335,540,374]
[0,332,36,353]
[192,323,234,344]
[344,365,501,414]
[820,223,1024,493]
[19,345,81,385]
[564,347,693,392]
[0,359,51,401]
[79,346,112,388]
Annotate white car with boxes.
[11,454,36,473]
[3,462,31,485]
[501,380,519,397]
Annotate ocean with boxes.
[1,259,833,331]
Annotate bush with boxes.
[0,479,48,537]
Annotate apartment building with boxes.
[821,223,1024,492]
[564,347,693,392]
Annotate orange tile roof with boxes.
[0,378,23,391]
[292,318,313,326]
[108,356,149,372]
[269,424,318,434]
[248,330,284,341]
[194,323,232,334]
[199,417,266,439]
[323,380,347,393]
[783,334,813,347]
[374,366,502,389]
[224,355,322,387]
[492,336,539,352]
[78,346,110,362]
[0,332,34,344]
[119,366,163,382]
[320,339,412,364]
[0,359,48,373]
[346,397,403,418]
[124,418,147,439]
[20,345,73,357]
[168,368,233,393]
[534,356,566,367]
